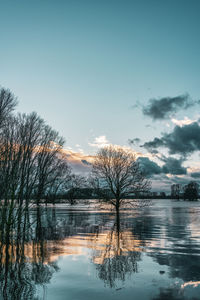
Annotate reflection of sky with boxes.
[36,201,200,299]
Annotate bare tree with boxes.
[35,124,65,205]
[0,95,69,238]
[45,153,71,204]
[91,145,151,212]
[0,88,17,127]
[66,174,87,205]
[171,184,181,199]
[0,112,45,237]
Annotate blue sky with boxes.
[1,0,200,190]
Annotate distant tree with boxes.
[66,174,87,204]
[171,184,181,199]
[160,192,166,198]
[184,181,198,201]
[91,145,151,213]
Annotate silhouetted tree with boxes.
[183,181,198,201]
[66,174,87,204]
[0,88,17,126]
[0,88,70,239]
[171,184,181,199]
[45,154,71,204]
[35,124,65,205]
[91,145,151,212]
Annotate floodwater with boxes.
[1,200,200,300]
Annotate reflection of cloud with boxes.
[89,135,110,148]
[90,230,143,265]
[7,229,142,266]
[0,239,87,265]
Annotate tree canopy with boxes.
[91,145,151,212]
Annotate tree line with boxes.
[171,181,199,201]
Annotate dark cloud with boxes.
[143,122,200,156]
[162,157,187,175]
[138,156,187,177]
[152,173,171,183]
[128,138,141,145]
[142,94,195,120]
[137,157,162,177]
[81,159,92,166]
[142,137,164,151]
[190,172,200,178]
[169,176,192,186]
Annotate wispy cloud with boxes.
[88,135,110,148]
[171,116,198,127]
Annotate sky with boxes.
[1,0,200,191]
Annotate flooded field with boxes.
[1,199,200,300]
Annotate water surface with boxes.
[1,200,200,300]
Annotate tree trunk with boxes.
[115,198,120,213]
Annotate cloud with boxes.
[143,121,200,156]
[131,100,141,110]
[142,94,196,120]
[190,172,200,178]
[137,157,162,177]
[168,175,193,186]
[61,148,93,174]
[89,135,110,148]
[128,138,141,145]
[137,156,187,177]
[142,137,164,151]
[162,157,187,175]
[81,159,92,166]
[171,116,198,127]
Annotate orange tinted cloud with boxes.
[61,148,93,174]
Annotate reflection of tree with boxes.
[0,205,100,299]
[1,201,199,298]
[92,212,142,288]
[0,207,59,300]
